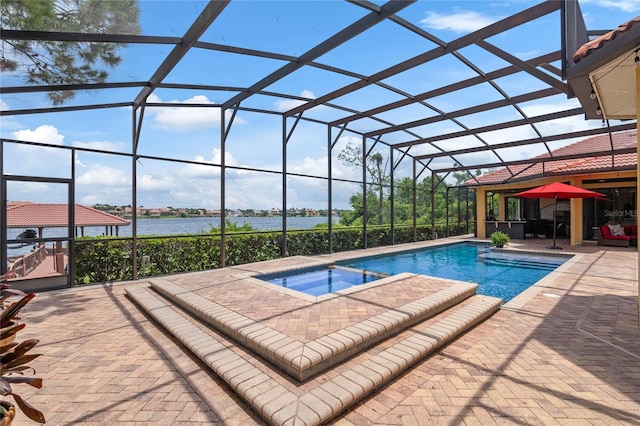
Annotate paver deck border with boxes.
[127,285,501,426]
[141,275,480,381]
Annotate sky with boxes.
[1,0,639,210]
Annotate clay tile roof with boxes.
[7,203,130,228]
[469,130,637,185]
[573,16,640,63]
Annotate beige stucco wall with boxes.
[473,171,637,246]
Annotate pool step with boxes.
[481,257,559,271]
[138,277,479,381]
[477,251,567,271]
[127,284,501,426]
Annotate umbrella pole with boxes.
[548,194,562,249]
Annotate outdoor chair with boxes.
[595,224,632,247]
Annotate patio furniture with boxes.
[624,224,638,246]
[595,224,633,247]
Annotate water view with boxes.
[6,216,337,257]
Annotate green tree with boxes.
[338,192,384,227]
[338,145,389,225]
[1,0,141,104]
[452,162,482,186]
[209,219,256,234]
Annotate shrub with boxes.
[490,231,510,248]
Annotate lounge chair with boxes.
[595,224,633,247]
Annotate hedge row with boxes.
[74,224,473,284]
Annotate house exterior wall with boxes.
[474,170,637,246]
[636,63,639,321]
[476,188,487,238]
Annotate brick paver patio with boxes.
[8,237,639,425]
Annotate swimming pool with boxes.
[259,242,570,301]
[337,242,569,301]
[260,266,382,296]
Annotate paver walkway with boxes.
[8,237,639,425]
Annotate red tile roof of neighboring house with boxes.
[469,130,637,185]
[573,16,640,63]
[6,203,130,228]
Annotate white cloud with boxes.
[147,93,162,103]
[420,10,499,33]
[75,153,87,168]
[147,94,247,131]
[11,124,64,145]
[4,125,69,176]
[79,194,102,206]
[71,140,127,153]
[519,98,602,135]
[138,174,176,191]
[291,156,328,177]
[0,99,23,137]
[180,148,239,178]
[7,180,68,204]
[76,165,129,186]
[581,0,640,13]
[78,185,132,206]
[275,90,319,112]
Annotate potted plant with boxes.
[0,274,45,425]
[490,231,510,248]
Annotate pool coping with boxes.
[502,249,587,311]
[246,269,416,304]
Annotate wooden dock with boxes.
[8,245,67,280]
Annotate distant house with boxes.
[305,209,319,217]
[107,207,125,217]
[270,208,281,216]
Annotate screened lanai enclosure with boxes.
[1,0,637,287]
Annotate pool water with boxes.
[338,242,569,301]
[261,266,381,296]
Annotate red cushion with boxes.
[600,225,611,237]
[606,235,631,241]
[622,225,637,236]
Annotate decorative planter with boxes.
[490,231,510,248]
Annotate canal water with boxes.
[6,216,337,257]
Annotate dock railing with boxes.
[8,244,48,278]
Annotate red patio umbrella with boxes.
[514,182,605,249]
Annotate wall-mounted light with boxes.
[590,89,597,100]
[596,105,602,115]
